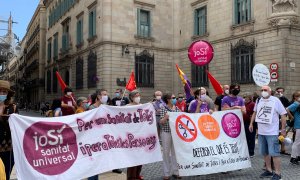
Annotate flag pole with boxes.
[120,89,126,102]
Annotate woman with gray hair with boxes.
[127,90,144,180]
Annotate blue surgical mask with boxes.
[171,99,177,105]
[0,95,7,102]
[115,93,120,97]
[83,103,89,110]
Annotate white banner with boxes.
[9,103,162,180]
[169,110,251,176]
[255,98,275,124]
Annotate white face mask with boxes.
[67,92,72,96]
[261,91,269,98]
[101,95,108,104]
[134,97,141,104]
[200,94,206,101]
[156,96,161,100]
[224,90,229,95]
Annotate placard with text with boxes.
[169,110,251,176]
[9,103,162,180]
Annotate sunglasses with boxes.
[171,97,176,99]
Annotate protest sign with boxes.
[9,103,162,180]
[169,110,251,176]
[188,40,214,66]
[254,98,276,124]
[252,64,270,86]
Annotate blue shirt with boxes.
[287,102,300,129]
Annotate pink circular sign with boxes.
[221,113,241,138]
[188,40,214,66]
[23,122,78,175]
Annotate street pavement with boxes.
[16,110,300,180]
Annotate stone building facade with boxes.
[21,1,47,107]
[42,0,300,103]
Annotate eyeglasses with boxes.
[261,89,268,92]
[178,97,183,98]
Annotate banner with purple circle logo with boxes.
[9,103,162,180]
[188,40,214,66]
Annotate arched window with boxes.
[47,70,51,93]
[231,39,255,84]
[135,50,154,87]
[52,68,58,93]
[87,51,97,88]
[76,57,83,89]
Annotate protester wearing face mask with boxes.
[275,87,290,108]
[61,87,77,116]
[175,93,186,112]
[111,88,129,106]
[152,91,166,115]
[214,85,230,111]
[188,87,214,114]
[286,91,300,165]
[160,94,181,180]
[75,97,89,114]
[249,86,287,180]
[152,91,166,138]
[221,84,246,114]
[0,80,18,180]
[96,89,110,105]
[88,93,101,110]
[127,90,144,180]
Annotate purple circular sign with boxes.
[221,113,241,138]
[188,40,214,66]
[23,122,78,175]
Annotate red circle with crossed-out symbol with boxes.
[175,114,197,142]
[23,122,78,175]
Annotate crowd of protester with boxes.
[1,78,300,180]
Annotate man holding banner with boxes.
[249,85,287,180]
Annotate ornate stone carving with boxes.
[269,0,299,27]
[231,39,256,51]
[272,0,297,13]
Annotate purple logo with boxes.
[221,113,241,138]
[188,40,214,66]
[23,122,78,175]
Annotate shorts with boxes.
[258,135,280,157]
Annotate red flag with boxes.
[126,71,137,91]
[56,71,67,92]
[206,70,223,95]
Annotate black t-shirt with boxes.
[111,97,129,106]
[0,104,18,152]
[279,96,290,108]
[214,94,225,111]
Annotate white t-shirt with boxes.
[254,96,287,135]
